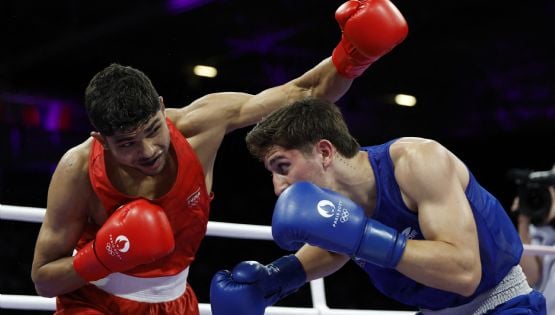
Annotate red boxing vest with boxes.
[83,118,211,277]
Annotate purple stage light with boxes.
[166,0,214,14]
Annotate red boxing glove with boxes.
[73,199,175,282]
[332,0,408,79]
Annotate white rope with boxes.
[0,294,54,311]
[0,204,45,223]
[521,244,555,256]
[2,203,554,254]
[0,203,273,239]
[2,203,554,314]
[207,221,272,240]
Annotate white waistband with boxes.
[91,267,189,303]
[420,265,532,315]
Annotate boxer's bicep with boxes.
[394,140,481,295]
[34,148,91,268]
[168,92,254,144]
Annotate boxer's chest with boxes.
[88,155,178,225]
[109,153,177,198]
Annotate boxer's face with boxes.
[100,110,171,176]
[264,144,329,196]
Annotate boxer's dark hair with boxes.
[85,63,160,136]
[246,98,360,160]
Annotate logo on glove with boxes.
[105,234,130,260]
[317,199,350,227]
[317,200,335,218]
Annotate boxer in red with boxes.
[30,0,408,313]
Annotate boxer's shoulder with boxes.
[54,138,92,185]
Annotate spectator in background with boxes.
[512,165,555,314]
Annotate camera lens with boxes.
[518,183,552,225]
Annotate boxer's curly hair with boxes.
[84,63,161,136]
[246,98,360,161]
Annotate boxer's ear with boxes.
[315,140,335,169]
[159,96,165,110]
[91,131,108,150]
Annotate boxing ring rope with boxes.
[2,205,555,314]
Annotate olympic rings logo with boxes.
[103,234,129,260]
[332,201,350,227]
[339,209,350,223]
[105,243,117,257]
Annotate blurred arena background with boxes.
[1,0,554,313]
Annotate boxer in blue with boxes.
[210,97,547,314]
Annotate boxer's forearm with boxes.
[295,245,350,281]
[32,256,87,297]
[292,57,353,103]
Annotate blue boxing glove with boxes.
[272,181,407,268]
[210,254,306,315]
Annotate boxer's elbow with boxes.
[453,261,481,297]
[34,285,56,298]
[32,268,61,298]
[32,278,57,298]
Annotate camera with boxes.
[507,168,555,225]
